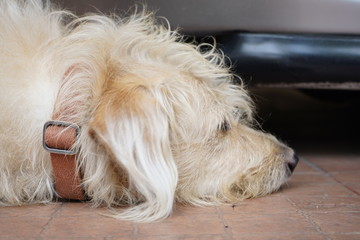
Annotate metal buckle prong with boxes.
[42,121,80,155]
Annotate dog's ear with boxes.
[89,74,178,222]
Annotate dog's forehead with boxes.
[165,76,232,132]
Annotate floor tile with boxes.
[232,233,328,240]
[306,155,360,173]
[286,172,336,184]
[329,233,360,240]
[42,215,133,238]
[1,152,360,239]
[343,183,360,195]
[224,212,317,235]
[286,195,360,212]
[137,234,228,240]
[138,215,226,236]
[41,238,110,240]
[309,212,360,233]
[281,181,354,197]
[0,203,61,218]
[57,202,108,217]
[174,204,219,216]
[0,217,49,238]
[0,238,38,240]
[219,195,297,216]
[333,172,360,184]
[293,159,320,173]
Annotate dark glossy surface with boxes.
[217,33,360,87]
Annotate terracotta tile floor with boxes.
[1,151,359,240]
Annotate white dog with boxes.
[0,0,298,222]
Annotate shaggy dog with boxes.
[0,0,298,222]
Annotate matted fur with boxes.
[0,0,296,222]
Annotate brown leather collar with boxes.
[43,120,86,200]
[42,64,87,200]
[42,65,86,201]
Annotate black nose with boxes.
[287,154,299,174]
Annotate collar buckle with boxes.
[43,120,80,155]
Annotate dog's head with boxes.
[64,12,298,221]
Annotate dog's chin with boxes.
[232,170,289,200]
[227,149,296,200]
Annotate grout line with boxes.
[215,206,234,240]
[301,157,332,176]
[39,203,64,239]
[332,181,360,196]
[282,194,333,240]
[132,223,139,240]
[301,157,360,196]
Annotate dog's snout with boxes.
[287,154,299,174]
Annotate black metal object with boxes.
[216,33,360,88]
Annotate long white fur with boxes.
[0,0,293,222]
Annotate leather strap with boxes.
[44,123,85,200]
[50,153,85,200]
[43,65,86,200]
